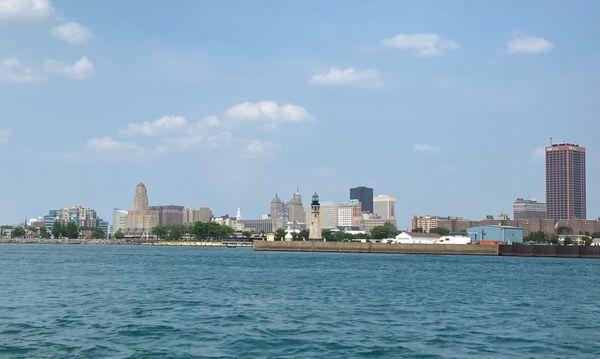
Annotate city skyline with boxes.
[1,1,599,228]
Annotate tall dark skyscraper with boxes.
[545,143,586,220]
[350,186,373,213]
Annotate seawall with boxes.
[253,241,499,256]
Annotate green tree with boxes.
[91,227,105,239]
[274,228,286,241]
[114,230,125,240]
[39,227,50,239]
[167,225,186,241]
[52,220,64,238]
[371,222,400,239]
[592,232,600,239]
[322,229,333,241]
[11,227,26,238]
[64,221,79,239]
[524,231,549,244]
[151,225,169,240]
[430,227,450,236]
[562,237,573,245]
[299,229,309,241]
[583,236,592,246]
[412,227,424,233]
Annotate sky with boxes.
[1,0,599,229]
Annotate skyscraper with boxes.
[286,189,306,227]
[545,143,586,220]
[350,186,373,213]
[373,195,396,221]
[270,194,286,230]
[124,183,159,234]
[513,198,547,220]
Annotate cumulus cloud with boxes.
[413,143,442,154]
[225,101,313,131]
[120,116,188,137]
[0,57,41,83]
[0,0,54,22]
[310,67,383,88]
[52,22,92,44]
[506,35,553,54]
[380,33,459,57]
[242,139,278,159]
[86,137,146,158]
[44,56,94,79]
[0,128,12,143]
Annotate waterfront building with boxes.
[238,219,273,233]
[338,200,362,227]
[412,215,446,233]
[437,217,600,237]
[466,225,523,244]
[319,201,339,229]
[393,232,441,244]
[43,206,107,231]
[373,195,396,221]
[149,205,185,226]
[350,186,373,213]
[112,209,128,233]
[286,189,306,228]
[308,193,323,240]
[183,207,212,225]
[123,183,159,235]
[513,198,547,220]
[546,143,586,220]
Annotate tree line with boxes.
[151,221,234,241]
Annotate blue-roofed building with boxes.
[467,225,523,244]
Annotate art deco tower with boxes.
[545,143,586,220]
[308,193,323,241]
[133,183,149,210]
[124,183,159,235]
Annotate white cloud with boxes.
[120,116,188,137]
[225,101,313,130]
[413,143,442,154]
[86,137,146,158]
[506,36,553,54]
[380,33,459,57]
[242,139,278,159]
[0,0,54,22]
[0,128,12,143]
[52,22,92,44]
[0,57,41,83]
[44,56,94,79]
[310,67,383,88]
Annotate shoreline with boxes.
[0,238,252,247]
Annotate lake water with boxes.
[1,244,599,358]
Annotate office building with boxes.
[149,205,185,225]
[546,143,586,220]
[43,206,107,231]
[338,200,362,227]
[183,207,212,225]
[238,219,273,233]
[319,201,339,229]
[112,209,128,232]
[286,189,306,227]
[350,186,373,213]
[513,198,547,220]
[373,195,396,221]
[412,215,441,233]
[124,183,159,235]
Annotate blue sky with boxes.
[1,0,599,228]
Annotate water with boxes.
[1,244,600,358]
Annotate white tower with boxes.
[236,208,242,221]
[308,192,323,241]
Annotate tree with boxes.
[64,221,79,239]
[114,230,125,240]
[412,227,424,233]
[371,222,400,239]
[562,237,573,245]
[592,232,600,239]
[430,227,450,236]
[189,221,233,241]
[91,227,105,239]
[39,227,50,239]
[151,225,169,240]
[11,227,26,238]
[322,229,333,241]
[52,221,64,238]
[524,231,549,244]
[274,228,286,241]
[167,225,186,241]
[299,229,309,241]
[583,236,592,246]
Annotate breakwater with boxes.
[254,241,499,255]
[254,241,600,258]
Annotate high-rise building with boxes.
[318,201,339,229]
[513,198,547,220]
[149,205,185,225]
[373,195,396,221]
[270,194,286,230]
[286,189,306,227]
[546,143,586,220]
[112,209,128,232]
[183,207,212,225]
[308,193,322,240]
[43,206,107,231]
[124,183,159,235]
[412,215,439,233]
[350,186,373,213]
[338,200,362,227]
